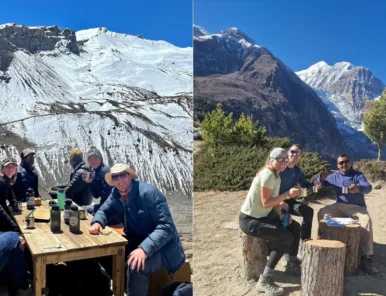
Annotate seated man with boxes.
[48,149,93,206]
[278,144,320,264]
[16,149,40,202]
[89,164,185,296]
[317,154,377,274]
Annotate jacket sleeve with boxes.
[358,173,372,194]
[0,204,18,232]
[91,193,116,227]
[65,170,88,198]
[139,189,175,257]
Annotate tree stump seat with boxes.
[240,232,268,281]
[318,220,361,275]
[302,239,345,296]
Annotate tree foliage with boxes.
[363,88,386,160]
[200,103,266,149]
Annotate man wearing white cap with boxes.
[89,163,185,296]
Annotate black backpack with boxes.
[162,281,193,296]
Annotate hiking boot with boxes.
[280,253,301,267]
[284,262,301,276]
[256,274,284,296]
[360,256,379,275]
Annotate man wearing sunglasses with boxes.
[278,144,320,266]
[89,163,185,296]
[317,154,378,274]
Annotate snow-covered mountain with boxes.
[296,61,384,129]
[296,61,385,159]
[0,24,193,197]
[194,25,347,162]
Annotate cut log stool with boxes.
[241,232,268,281]
[318,221,361,275]
[302,239,345,296]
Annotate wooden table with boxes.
[14,201,128,296]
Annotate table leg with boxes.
[112,246,125,296]
[33,256,47,296]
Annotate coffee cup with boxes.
[84,172,92,180]
[300,188,307,197]
[79,209,87,220]
[25,216,35,229]
[17,202,23,211]
[313,186,318,193]
[342,186,349,194]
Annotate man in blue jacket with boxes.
[89,163,185,296]
[317,154,378,274]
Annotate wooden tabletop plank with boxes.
[14,200,127,257]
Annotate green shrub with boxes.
[354,159,386,183]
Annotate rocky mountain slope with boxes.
[0,24,193,197]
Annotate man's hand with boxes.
[314,180,322,189]
[89,223,103,235]
[288,188,300,198]
[280,202,289,211]
[82,172,93,184]
[127,248,147,272]
[348,184,360,194]
[19,237,26,252]
[320,167,329,180]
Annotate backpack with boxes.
[162,281,193,296]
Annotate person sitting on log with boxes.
[239,148,301,296]
[317,154,378,274]
[277,144,321,265]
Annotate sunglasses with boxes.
[274,157,289,163]
[111,172,129,181]
[338,159,350,166]
[290,150,302,156]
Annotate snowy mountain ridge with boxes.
[0,24,192,197]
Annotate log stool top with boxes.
[307,239,345,248]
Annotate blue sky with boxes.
[195,0,386,83]
[0,0,192,47]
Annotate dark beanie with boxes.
[86,146,103,162]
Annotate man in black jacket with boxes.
[48,149,93,206]
[16,149,40,202]
[82,146,113,215]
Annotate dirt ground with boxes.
[193,188,386,296]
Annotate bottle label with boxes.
[69,216,78,226]
[64,209,70,219]
[27,196,34,206]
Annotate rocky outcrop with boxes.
[0,24,79,55]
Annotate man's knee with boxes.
[0,232,20,249]
[356,213,371,229]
